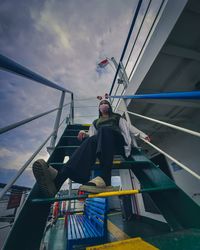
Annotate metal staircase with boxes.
[3,123,200,250]
[1,3,200,247]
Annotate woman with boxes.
[32,95,149,197]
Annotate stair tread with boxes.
[62,136,78,138]
[31,186,176,204]
[65,128,88,132]
[50,160,148,165]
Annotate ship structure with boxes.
[0,0,200,249]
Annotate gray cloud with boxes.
[0,0,160,186]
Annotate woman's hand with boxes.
[144,135,151,142]
[77,130,87,141]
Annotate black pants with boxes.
[55,126,125,188]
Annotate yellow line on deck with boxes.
[107,220,130,241]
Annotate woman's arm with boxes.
[118,118,132,157]
[119,117,149,142]
[129,123,148,139]
[88,124,97,137]
[77,124,97,141]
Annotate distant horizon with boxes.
[0,182,31,190]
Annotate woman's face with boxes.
[99,100,110,114]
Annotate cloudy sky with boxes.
[0,0,162,187]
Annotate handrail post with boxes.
[47,91,65,154]
[110,57,128,89]
[119,61,129,89]
[68,179,72,211]
[110,57,129,107]
[70,93,74,124]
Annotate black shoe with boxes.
[32,159,58,197]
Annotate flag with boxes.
[98,59,109,68]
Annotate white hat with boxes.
[97,93,110,104]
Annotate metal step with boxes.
[59,136,81,146]
[55,145,79,156]
[31,186,177,204]
[7,123,200,250]
[62,129,83,136]
[49,158,151,170]
[67,124,90,130]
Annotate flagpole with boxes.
[105,57,117,72]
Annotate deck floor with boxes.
[108,212,169,240]
[42,211,171,249]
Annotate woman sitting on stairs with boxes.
[32,94,149,197]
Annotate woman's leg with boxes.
[33,128,125,196]
[96,127,125,185]
[33,135,98,197]
[54,135,98,189]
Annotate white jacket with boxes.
[88,117,147,157]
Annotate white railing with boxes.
[140,138,200,180]
[120,110,200,138]
[117,106,200,180]
[0,102,71,135]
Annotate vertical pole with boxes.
[110,57,138,144]
[71,93,74,124]
[14,191,26,222]
[48,91,65,154]
[119,62,129,89]
[68,179,72,211]
[111,57,128,88]
[110,57,119,70]
[110,57,129,104]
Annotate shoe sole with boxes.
[78,185,120,194]
[32,159,57,197]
